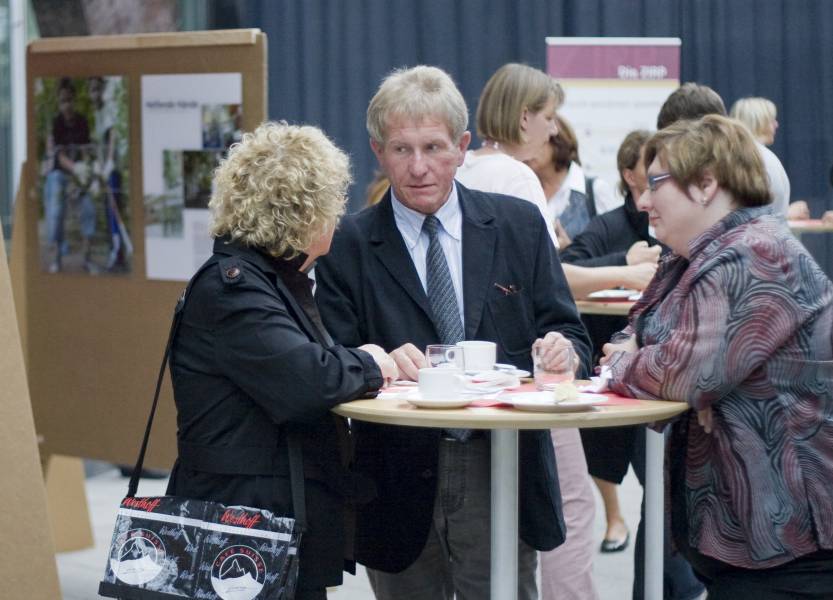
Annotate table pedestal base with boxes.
[491,428,518,600]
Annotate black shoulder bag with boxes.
[99,273,305,600]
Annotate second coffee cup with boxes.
[418,367,464,399]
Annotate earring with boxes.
[700,196,708,206]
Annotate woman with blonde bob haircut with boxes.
[475,62,564,153]
[456,62,600,600]
[729,96,778,146]
[167,121,398,600]
[602,114,833,599]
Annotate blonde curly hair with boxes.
[209,121,351,258]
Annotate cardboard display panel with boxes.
[0,207,62,598]
[44,454,94,552]
[18,30,267,468]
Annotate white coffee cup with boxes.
[418,367,464,399]
[456,340,497,372]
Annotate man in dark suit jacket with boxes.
[316,65,591,600]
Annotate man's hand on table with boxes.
[388,343,427,382]
[359,343,399,386]
[532,331,579,373]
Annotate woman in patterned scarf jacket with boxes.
[601,114,833,599]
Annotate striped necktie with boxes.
[423,215,471,442]
[422,215,464,344]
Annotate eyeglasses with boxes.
[647,172,673,192]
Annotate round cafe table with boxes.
[575,299,635,316]
[334,390,687,600]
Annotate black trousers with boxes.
[631,427,704,600]
[682,545,833,599]
[295,587,328,600]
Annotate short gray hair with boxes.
[367,65,468,145]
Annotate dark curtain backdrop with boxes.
[212,0,833,270]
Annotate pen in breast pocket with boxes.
[494,283,519,295]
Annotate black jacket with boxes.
[165,237,383,589]
[315,184,592,572]
[559,192,657,361]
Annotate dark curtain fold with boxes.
[215,0,831,271]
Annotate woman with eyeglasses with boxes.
[601,114,833,599]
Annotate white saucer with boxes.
[407,396,473,409]
[504,392,601,412]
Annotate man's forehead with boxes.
[384,114,454,140]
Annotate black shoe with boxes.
[600,531,630,553]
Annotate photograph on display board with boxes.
[142,73,242,281]
[34,76,131,275]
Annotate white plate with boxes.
[503,392,601,412]
[587,289,639,301]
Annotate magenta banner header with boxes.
[546,38,680,80]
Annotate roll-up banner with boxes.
[546,37,681,195]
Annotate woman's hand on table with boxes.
[600,334,637,366]
[532,332,579,373]
[626,241,661,266]
[787,200,811,221]
[697,406,713,434]
[620,262,658,291]
[387,343,426,382]
[823,210,833,226]
[359,344,400,387]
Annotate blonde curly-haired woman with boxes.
[166,121,397,600]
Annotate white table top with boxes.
[334,394,687,430]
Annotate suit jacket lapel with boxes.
[459,187,497,339]
[369,195,434,322]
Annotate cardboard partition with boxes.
[44,454,94,552]
[0,205,61,598]
[17,30,267,468]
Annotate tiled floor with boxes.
[59,463,645,599]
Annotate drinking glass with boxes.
[425,344,464,369]
[533,344,576,391]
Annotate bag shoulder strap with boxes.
[126,256,307,530]
[584,176,597,218]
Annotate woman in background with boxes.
[531,114,619,245]
[563,130,703,600]
[602,115,833,599]
[167,121,398,600]
[730,96,778,146]
[561,130,656,555]
[730,96,831,223]
[455,62,598,600]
